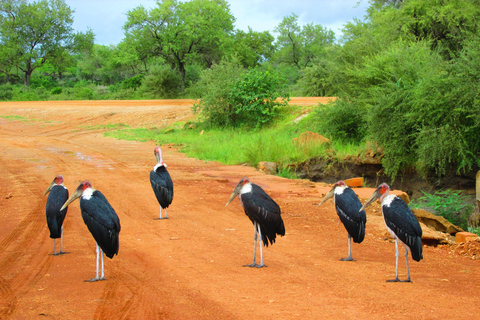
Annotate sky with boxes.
[63,0,370,46]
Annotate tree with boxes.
[124,0,235,91]
[231,28,275,68]
[274,13,335,69]
[0,0,93,87]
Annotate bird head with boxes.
[154,147,167,167]
[359,183,390,212]
[318,181,346,206]
[43,175,65,196]
[226,177,250,206]
[60,180,93,211]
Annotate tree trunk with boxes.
[178,62,186,92]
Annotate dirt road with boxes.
[0,98,479,319]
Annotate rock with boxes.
[420,222,450,246]
[294,131,330,146]
[455,232,478,243]
[413,209,464,235]
[344,177,363,188]
[257,161,277,175]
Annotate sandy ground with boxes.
[0,98,479,319]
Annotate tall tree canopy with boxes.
[274,13,335,69]
[123,0,235,91]
[0,0,93,86]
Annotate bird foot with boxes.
[340,257,356,261]
[387,278,412,283]
[154,217,169,220]
[85,277,106,282]
[243,263,266,268]
[52,251,69,256]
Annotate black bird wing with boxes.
[150,167,174,209]
[80,191,121,259]
[334,187,367,243]
[383,197,423,261]
[241,184,285,246]
[46,186,69,239]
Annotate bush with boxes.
[51,87,62,95]
[0,84,14,101]
[192,58,246,127]
[74,87,94,100]
[29,74,58,89]
[193,58,290,128]
[312,99,366,143]
[138,67,181,99]
[228,69,289,128]
[122,74,144,90]
[409,189,474,230]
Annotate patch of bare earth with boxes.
[0,98,479,319]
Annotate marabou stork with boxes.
[61,181,120,282]
[318,181,367,261]
[43,175,69,255]
[226,177,285,268]
[360,183,423,282]
[150,147,173,219]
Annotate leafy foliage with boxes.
[137,66,181,99]
[312,99,366,143]
[409,189,474,230]
[228,69,289,128]
[193,58,289,128]
[192,58,245,127]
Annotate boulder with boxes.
[455,232,478,243]
[294,131,330,146]
[413,209,464,235]
[420,222,451,246]
[257,161,277,175]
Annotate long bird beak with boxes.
[43,178,56,196]
[60,186,83,211]
[359,189,381,212]
[226,185,241,207]
[318,187,335,207]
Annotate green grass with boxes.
[82,123,130,130]
[0,115,29,121]
[105,105,364,173]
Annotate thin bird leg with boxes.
[86,243,101,282]
[341,234,355,261]
[59,226,64,254]
[100,248,105,280]
[387,238,400,282]
[243,222,258,267]
[156,206,169,220]
[401,247,412,283]
[53,238,57,255]
[257,224,266,268]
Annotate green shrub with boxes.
[0,85,14,101]
[74,87,94,100]
[312,99,366,143]
[409,189,473,230]
[192,58,246,127]
[138,67,181,99]
[228,69,289,128]
[51,87,62,95]
[122,74,144,90]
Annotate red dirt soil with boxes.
[0,98,479,319]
